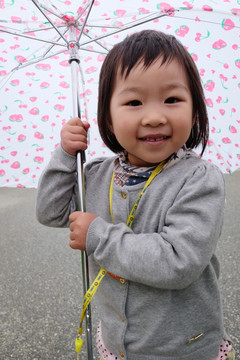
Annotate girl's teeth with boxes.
[143,137,166,141]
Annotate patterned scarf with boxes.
[113,146,187,187]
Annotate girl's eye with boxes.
[126,100,142,107]
[165,97,180,104]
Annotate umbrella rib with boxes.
[86,24,121,29]
[37,3,65,22]
[82,31,109,52]
[177,7,240,18]
[0,27,67,47]
[77,0,95,43]
[42,28,69,58]
[122,10,172,27]
[174,13,240,29]
[0,68,16,91]
[75,2,91,23]
[31,0,68,45]
[23,24,66,34]
[86,9,173,29]
[79,47,107,55]
[9,49,67,73]
[80,11,172,47]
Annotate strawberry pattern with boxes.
[0,0,239,187]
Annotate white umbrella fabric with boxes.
[0,0,240,189]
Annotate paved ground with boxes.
[0,170,239,360]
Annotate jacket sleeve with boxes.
[86,163,225,289]
[36,146,79,227]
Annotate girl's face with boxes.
[109,57,194,166]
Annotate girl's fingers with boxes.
[69,232,75,241]
[61,119,89,155]
[67,133,88,144]
[67,126,84,135]
[68,117,90,131]
[69,211,80,222]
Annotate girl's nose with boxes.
[141,105,167,127]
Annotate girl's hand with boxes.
[61,117,90,156]
[69,211,97,250]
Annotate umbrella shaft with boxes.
[70,29,93,357]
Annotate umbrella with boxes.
[0,0,240,189]
[0,0,239,358]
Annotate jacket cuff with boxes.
[86,216,107,256]
[55,145,77,171]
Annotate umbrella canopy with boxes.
[0,0,239,187]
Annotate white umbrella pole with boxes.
[69,26,93,360]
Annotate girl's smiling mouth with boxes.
[140,135,170,142]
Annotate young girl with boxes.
[36,30,234,360]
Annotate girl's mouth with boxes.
[140,135,169,142]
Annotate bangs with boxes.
[119,31,176,78]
